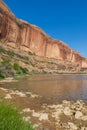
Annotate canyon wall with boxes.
[0,0,87,68]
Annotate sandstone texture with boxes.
[0,0,87,70]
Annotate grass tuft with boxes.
[0,103,34,130]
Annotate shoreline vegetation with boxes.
[0,65,87,81]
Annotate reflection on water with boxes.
[0,74,87,102]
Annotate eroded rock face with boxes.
[0,0,87,68]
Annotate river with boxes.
[0,74,87,102]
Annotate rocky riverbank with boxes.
[0,86,87,130]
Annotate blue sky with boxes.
[4,0,87,57]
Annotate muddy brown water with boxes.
[0,74,87,103]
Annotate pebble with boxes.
[32,111,48,121]
[82,115,87,121]
[15,90,26,97]
[22,108,31,113]
[75,111,83,119]
[68,122,78,130]
[39,113,48,121]
[32,111,40,118]
[4,94,12,99]
[63,107,73,116]
[81,127,87,130]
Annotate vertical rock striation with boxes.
[0,0,87,68]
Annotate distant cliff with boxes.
[0,0,87,70]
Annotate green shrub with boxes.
[0,70,8,79]
[28,51,36,56]
[0,47,6,53]
[13,63,29,75]
[1,58,10,66]
[0,103,34,130]
[28,51,33,55]
[7,51,15,57]
[13,63,22,75]
[16,54,24,59]
[20,67,29,74]
[13,63,20,71]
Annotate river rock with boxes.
[70,104,76,110]
[32,111,48,121]
[82,115,87,121]
[22,108,31,113]
[32,111,40,118]
[74,100,84,111]
[81,127,87,130]
[68,122,78,130]
[4,94,12,99]
[75,111,83,119]
[15,90,26,97]
[52,109,62,120]
[39,113,48,121]
[63,107,73,116]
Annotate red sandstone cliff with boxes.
[0,0,87,68]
